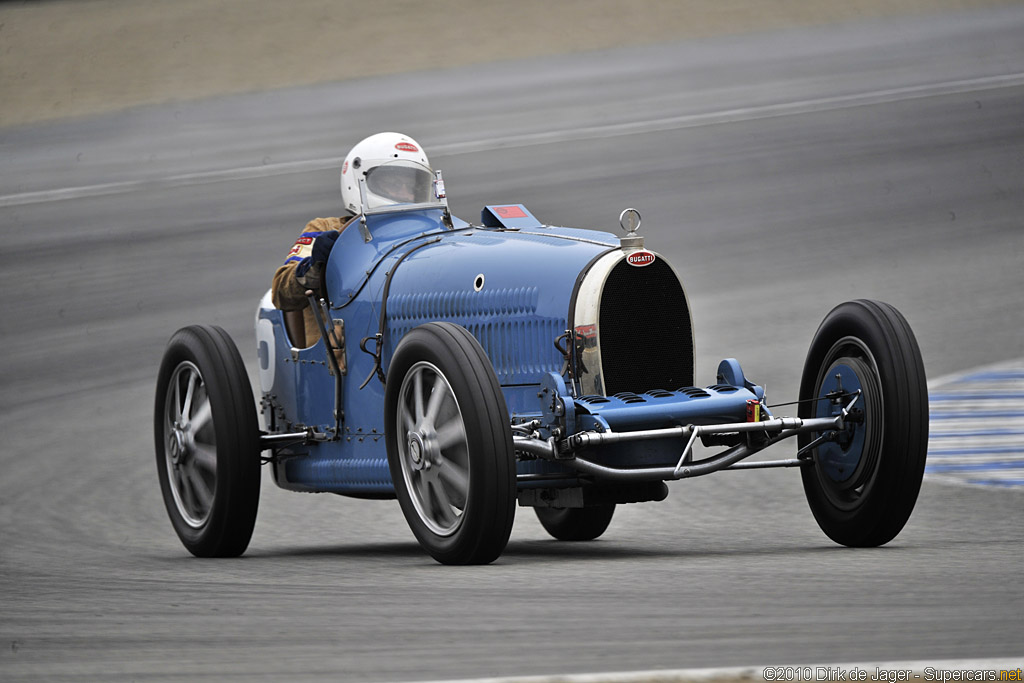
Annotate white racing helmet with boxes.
[340,132,433,214]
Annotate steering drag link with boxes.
[512,392,861,482]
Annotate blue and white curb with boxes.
[927,359,1024,489]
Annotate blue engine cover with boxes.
[576,385,760,432]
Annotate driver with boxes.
[272,132,433,346]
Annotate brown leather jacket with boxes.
[271,216,354,347]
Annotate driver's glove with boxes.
[296,230,340,290]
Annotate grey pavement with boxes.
[1,6,1023,682]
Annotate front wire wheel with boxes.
[798,300,928,547]
[385,323,515,565]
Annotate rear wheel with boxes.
[798,300,927,547]
[385,323,515,565]
[535,505,616,541]
[154,325,261,557]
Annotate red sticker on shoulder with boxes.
[395,142,418,153]
[296,236,314,245]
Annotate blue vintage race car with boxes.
[154,171,929,564]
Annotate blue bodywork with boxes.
[256,205,761,496]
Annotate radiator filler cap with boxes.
[619,207,644,249]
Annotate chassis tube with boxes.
[726,458,807,470]
[564,417,809,450]
[512,415,842,482]
[568,427,814,481]
[513,436,560,459]
[259,431,313,448]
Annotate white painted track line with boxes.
[3,72,1024,209]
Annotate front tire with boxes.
[798,300,928,547]
[154,325,261,557]
[385,323,516,565]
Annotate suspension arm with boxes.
[512,404,853,482]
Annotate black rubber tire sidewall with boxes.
[798,300,928,547]
[535,504,616,542]
[384,322,516,565]
[154,325,261,557]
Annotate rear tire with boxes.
[798,300,928,547]
[154,325,261,557]
[535,505,616,541]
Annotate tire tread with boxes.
[154,325,260,558]
[799,300,928,547]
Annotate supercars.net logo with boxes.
[763,667,1023,682]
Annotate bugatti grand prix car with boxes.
[154,171,929,564]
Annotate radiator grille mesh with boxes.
[599,258,693,395]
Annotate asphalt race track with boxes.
[2,7,1023,682]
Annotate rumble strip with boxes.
[926,358,1024,490]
